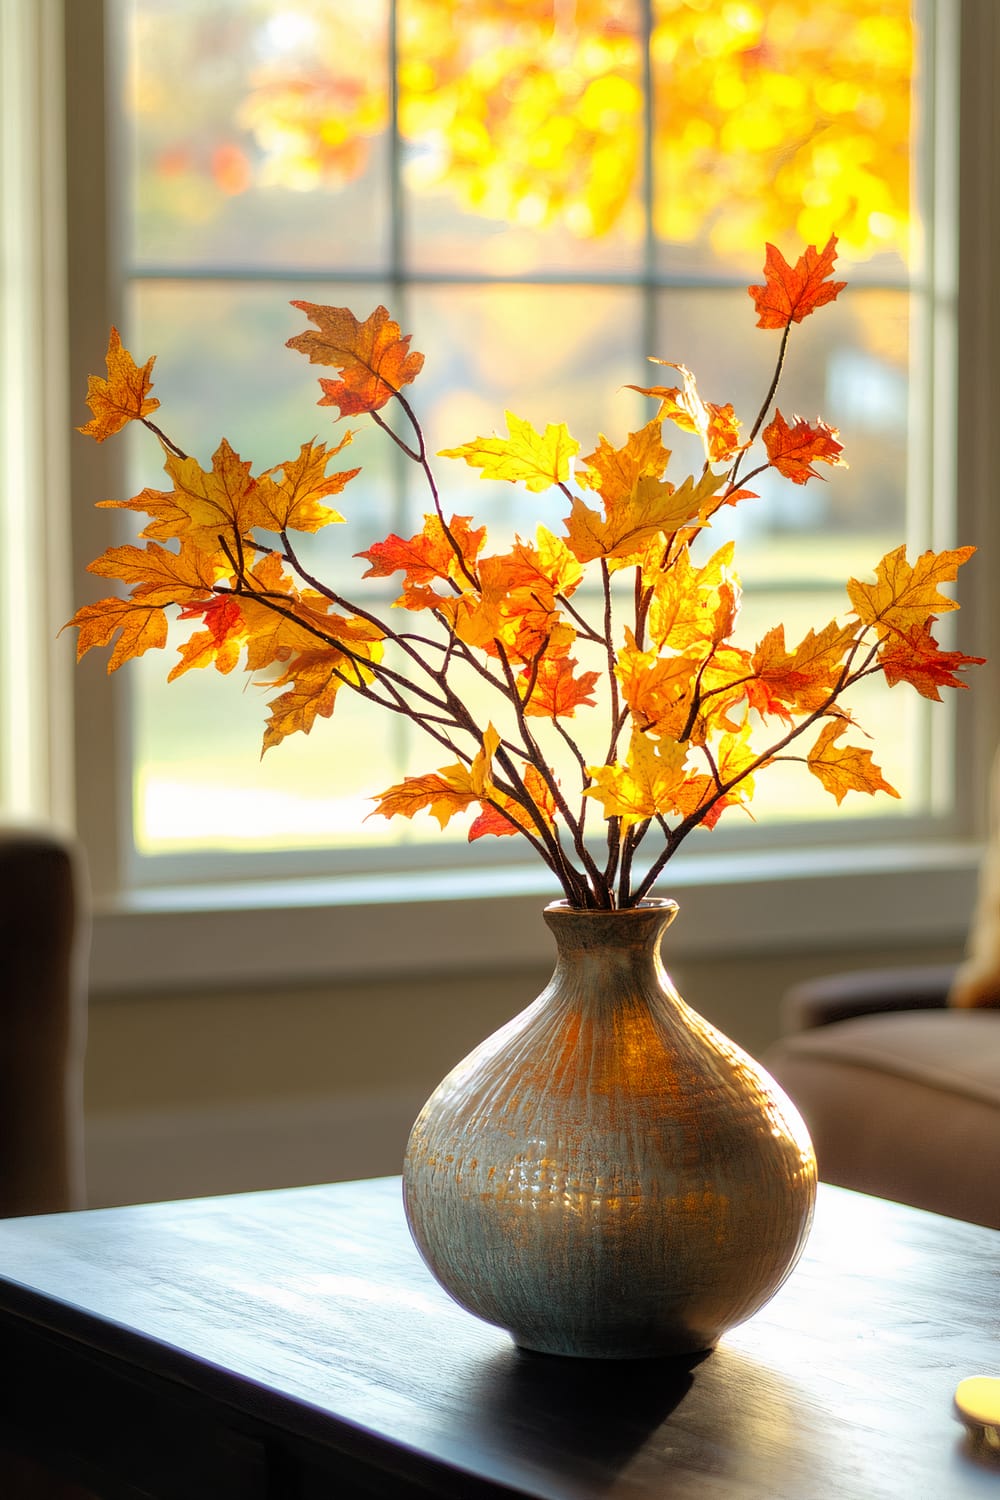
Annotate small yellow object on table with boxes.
[955,1377,1000,1453]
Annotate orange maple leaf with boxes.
[467,802,524,840]
[748,236,847,329]
[469,765,557,841]
[168,596,245,681]
[262,639,381,752]
[481,586,573,666]
[762,410,845,485]
[287,304,424,417]
[236,552,317,672]
[628,365,744,465]
[847,545,976,641]
[521,654,600,718]
[751,620,857,714]
[616,638,701,741]
[65,596,168,673]
[564,467,723,564]
[807,719,900,804]
[500,528,584,600]
[358,513,485,591]
[369,771,478,830]
[370,726,501,829]
[86,537,222,605]
[878,619,986,700]
[676,725,761,827]
[432,552,575,665]
[77,327,160,442]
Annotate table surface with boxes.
[0,1177,997,1500]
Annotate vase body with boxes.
[402,898,817,1359]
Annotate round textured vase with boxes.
[402,898,817,1359]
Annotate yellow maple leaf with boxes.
[100,441,264,554]
[584,732,689,830]
[468,723,501,799]
[440,410,580,493]
[807,718,900,804]
[96,482,195,541]
[253,436,358,533]
[578,421,672,506]
[157,440,262,552]
[847,544,976,641]
[564,467,724,563]
[77,327,160,442]
[646,543,740,651]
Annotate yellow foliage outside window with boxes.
[228,0,912,262]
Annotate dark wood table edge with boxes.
[0,1277,534,1500]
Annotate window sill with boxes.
[89,839,981,994]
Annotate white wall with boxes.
[83,933,964,1208]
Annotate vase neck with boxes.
[542,900,678,997]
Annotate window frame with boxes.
[0,0,74,824]
[45,0,1000,990]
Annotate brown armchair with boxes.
[764,745,1000,1231]
[0,827,89,1218]
[762,963,1000,1229]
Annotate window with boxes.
[47,0,999,983]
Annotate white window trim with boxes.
[0,0,74,825]
[89,840,982,993]
[18,0,994,992]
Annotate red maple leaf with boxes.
[177,595,242,641]
[879,619,986,700]
[762,410,846,484]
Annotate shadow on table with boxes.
[453,1343,707,1482]
[448,1339,810,1494]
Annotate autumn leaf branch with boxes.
[69,238,982,909]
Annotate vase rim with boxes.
[544,897,679,918]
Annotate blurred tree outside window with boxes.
[110,0,943,872]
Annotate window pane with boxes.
[651,1,913,282]
[120,0,391,272]
[127,280,399,572]
[401,0,646,276]
[105,0,946,876]
[653,285,909,568]
[406,284,646,535]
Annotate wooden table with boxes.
[0,1178,997,1499]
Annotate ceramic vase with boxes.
[402,898,817,1359]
